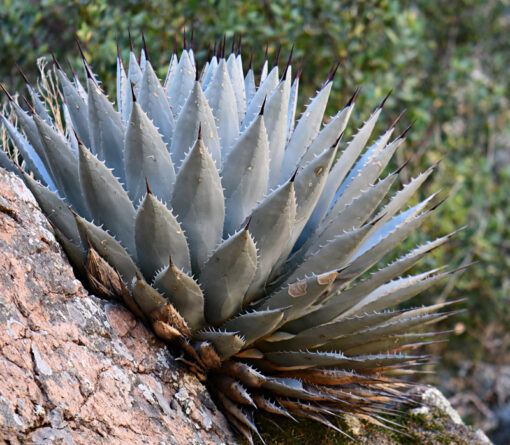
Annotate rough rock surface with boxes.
[0,168,234,444]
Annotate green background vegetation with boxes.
[1,0,509,440]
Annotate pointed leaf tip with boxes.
[282,44,294,80]
[183,26,188,50]
[244,217,252,231]
[273,45,281,68]
[295,57,304,79]
[116,37,122,59]
[0,83,14,102]
[398,120,415,139]
[248,51,254,70]
[145,177,152,195]
[390,109,407,129]
[128,29,135,52]
[50,51,63,71]
[236,34,242,55]
[72,128,85,147]
[197,122,202,140]
[75,36,88,64]
[21,96,36,114]
[66,58,79,79]
[141,31,150,62]
[259,96,267,115]
[394,159,410,174]
[346,86,361,107]
[16,64,32,87]
[328,60,341,83]
[333,130,344,147]
[378,89,393,109]
[230,33,236,55]
[130,81,137,102]
[290,168,298,182]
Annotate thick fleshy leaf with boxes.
[1,114,52,188]
[280,82,332,182]
[322,312,450,352]
[326,136,404,220]
[78,142,136,255]
[153,260,205,330]
[122,51,143,122]
[265,76,291,189]
[131,277,167,318]
[200,228,257,325]
[243,181,296,303]
[33,115,89,217]
[244,67,256,105]
[124,101,175,204]
[167,51,195,117]
[242,66,279,131]
[135,192,190,278]
[62,102,79,155]
[170,82,221,169]
[227,53,246,124]
[260,270,338,324]
[340,269,449,319]
[205,59,239,157]
[285,222,374,284]
[25,83,52,124]
[354,193,438,261]
[201,55,218,90]
[23,173,80,244]
[0,149,19,176]
[221,309,284,346]
[344,331,448,356]
[116,46,127,117]
[331,123,396,205]
[368,163,438,233]
[263,311,404,351]
[171,137,224,273]
[74,214,140,288]
[264,350,419,371]
[138,61,175,147]
[269,144,338,280]
[286,75,299,141]
[290,144,338,244]
[299,103,354,167]
[9,103,51,180]
[311,171,398,251]
[286,232,457,332]
[57,69,91,149]
[87,78,125,182]
[163,52,178,90]
[194,330,245,360]
[335,208,436,286]
[301,106,382,245]
[222,115,269,236]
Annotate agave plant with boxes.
[0,32,462,443]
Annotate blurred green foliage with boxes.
[1,0,510,367]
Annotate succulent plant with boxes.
[0,32,463,443]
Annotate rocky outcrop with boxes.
[0,167,492,445]
[0,168,234,444]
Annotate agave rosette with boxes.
[0,34,462,443]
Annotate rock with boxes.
[0,168,235,444]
